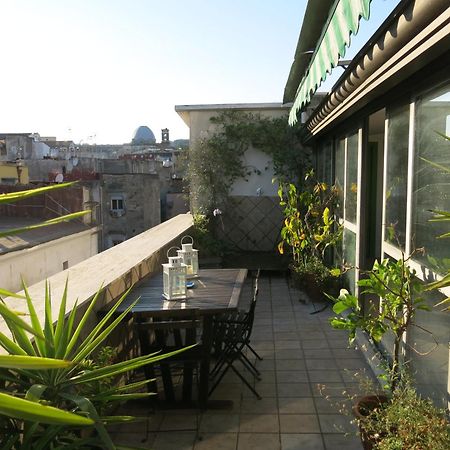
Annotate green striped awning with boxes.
[289,0,372,125]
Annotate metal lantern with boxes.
[162,248,187,300]
[178,235,199,278]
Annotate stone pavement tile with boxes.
[298,331,326,340]
[336,358,370,370]
[252,332,274,341]
[239,414,279,433]
[280,414,320,433]
[275,340,301,350]
[237,433,281,450]
[252,340,275,350]
[274,331,299,340]
[340,369,365,382]
[244,382,276,398]
[241,397,278,414]
[220,370,245,384]
[276,370,308,383]
[305,359,338,371]
[199,413,239,433]
[159,413,199,431]
[254,318,273,326]
[112,431,152,448]
[311,382,348,398]
[275,349,303,360]
[278,397,316,414]
[194,433,238,450]
[303,349,333,359]
[278,382,312,397]
[318,414,358,434]
[152,431,197,450]
[302,340,330,350]
[255,358,276,370]
[276,359,306,371]
[273,324,297,333]
[308,370,342,383]
[328,338,351,349]
[280,433,324,450]
[256,349,276,359]
[332,349,363,359]
[323,433,363,449]
[210,383,244,400]
[257,370,276,383]
[314,397,350,415]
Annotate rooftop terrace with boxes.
[109,271,373,450]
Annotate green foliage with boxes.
[0,281,189,449]
[190,214,227,257]
[290,256,332,287]
[361,378,450,450]
[185,110,311,214]
[328,255,429,390]
[277,172,342,271]
[209,110,311,185]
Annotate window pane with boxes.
[408,289,450,409]
[343,228,356,293]
[345,133,358,224]
[317,141,332,186]
[335,139,345,219]
[385,104,409,249]
[412,85,450,273]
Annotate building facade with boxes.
[285,0,450,407]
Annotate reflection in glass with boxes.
[345,133,358,224]
[413,85,450,274]
[343,228,356,293]
[385,104,409,249]
[335,139,345,219]
[317,141,333,186]
[408,289,450,409]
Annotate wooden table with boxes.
[114,268,248,408]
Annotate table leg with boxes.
[199,316,213,409]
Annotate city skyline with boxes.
[1,0,393,144]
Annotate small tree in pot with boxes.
[327,252,447,448]
[278,171,342,300]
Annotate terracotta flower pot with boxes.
[353,395,389,450]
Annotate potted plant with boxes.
[327,252,440,447]
[356,376,450,449]
[0,280,188,449]
[278,171,342,300]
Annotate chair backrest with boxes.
[246,269,260,331]
[134,314,200,353]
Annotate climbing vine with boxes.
[185,110,312,214]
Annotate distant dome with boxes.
[131,126,156,145]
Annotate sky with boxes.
[0,0,397,144]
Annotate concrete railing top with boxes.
[1,213,193,348]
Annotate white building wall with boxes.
[0,228,99,293]
[230,147,277,197]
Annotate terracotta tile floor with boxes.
[110,272,372,449]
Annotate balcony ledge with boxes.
[0,213,193,350]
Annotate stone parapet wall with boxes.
[0,214,194,355]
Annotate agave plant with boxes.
[0,281,188,449]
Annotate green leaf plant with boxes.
[327,252,434,392]
[0,280,190,449]
[277,171,342,288]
